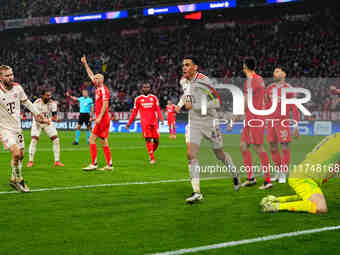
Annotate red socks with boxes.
[281,148,291,172]
[271,149,281,170]
[169,126,172,136]
[90,144,97,165]
[146,141,154,160]
[242,150,254,179]
[103,146,112,166]
[173,124,176,136]
[260,152,271,183]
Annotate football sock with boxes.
[29,138,37,162]
[282,148,291,172]
[103,146,112,166]
[279,200,317,214]
[89,143,97,165]
[173,124,176,136]
[17,159,23,180]
[189,159,200,193]
[153,140,159,152]
[242,150,254,179]
[75,130,80,143]
[53,138,60,162]
[260,151,271,183]
[146,141,154,160]
[270,149,281,172]
[223,152,238,178]
[10,160,17,180]
[169,126,172,136]
[277,195,301,203]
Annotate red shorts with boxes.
[142,124,159,139]
[167,117,176,126]
[267,122,291,143]
[92,118,110,139]
[241,126,264,145]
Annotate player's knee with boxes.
[281,143,289,150]
[240,142,248,152]
[50,136,58,141]
[269,143,279,152]
[13,151,21,161]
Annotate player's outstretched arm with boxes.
[126,99,139,129]
[66,91,78,101]
[81,55,95,83]
[22,99,48,124]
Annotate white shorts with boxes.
[185,122,223,149]
[0,129,25,150]
[31,122,58,138]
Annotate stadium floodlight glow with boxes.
[143,0,236,16]
[50,10,128,24]
[267,0,299,4]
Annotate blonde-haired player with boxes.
[261,133,340,214]
[27,90,64,167]
[0,65,46,192]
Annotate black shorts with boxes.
[78,113,91,126]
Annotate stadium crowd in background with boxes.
[0,8,340,114]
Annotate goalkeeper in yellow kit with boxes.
[261,133,340,214]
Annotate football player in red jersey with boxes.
[81,56,113,171]
[229,58,272,189]
[126,83,164,164]
[265,67,299,184]
[165,100,176,139]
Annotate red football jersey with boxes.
[166,104,176,119]
[128,94,163,126]
[243,73,265,121]
[265,82,299,121]
[95,85,110,119]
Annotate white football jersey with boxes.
[0,83,27,132]
[32,98,57,128]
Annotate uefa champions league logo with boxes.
[200,84,312,128]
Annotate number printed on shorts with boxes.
[17,134,24,144]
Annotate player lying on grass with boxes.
[0,65,47,192]
[126,83,164,164]
[27,90,64,167]
[176,57,241,204]
[261,133,340,214]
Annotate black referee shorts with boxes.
[78,113,91,127]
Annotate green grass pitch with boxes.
[0,131,339,255]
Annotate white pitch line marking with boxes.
[0,177,228,195]
[149,225,340,255]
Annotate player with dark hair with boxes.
[126,83,164,164]
[81,56,113,171]
[27,90,64,167]
[176,56,240,203]
[265,67,299,183]
[66,89,94,145]
[228,57,272,189]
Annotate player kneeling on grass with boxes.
[261,133,340,214]
[27,90,64,167]
[81,56,113,171]
[126,83,164,164]
[176,57,241,204]
[0,65,47,192]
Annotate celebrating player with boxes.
[165,100,176,139]
[176,57,240,204]
[125,83,164,164]
[228,58,272,189]
[66,89,94,145]
[261,133,340,214]
[0,65,46,192]
[27,90,64,167]
[81,56,113,171]
[265,67,299,183]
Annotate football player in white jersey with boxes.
[27,90,64,167]
[0,65,46,192]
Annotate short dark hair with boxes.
[244,57,256,71]
[275,66,286,73]
[183,56,199,66]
